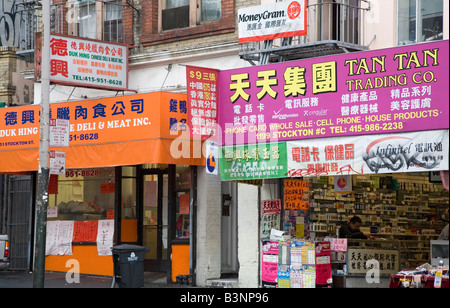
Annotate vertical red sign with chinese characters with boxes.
[186,66,219,140]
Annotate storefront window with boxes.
[121,166,136,219]
[175,165,191,239]
[48,168,115,221]
[121,166,137,243]
[176,165,191,190]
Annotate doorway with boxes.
[6,174,35,271]
[140,167,169,272]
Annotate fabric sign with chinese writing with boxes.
[0,92,201,173]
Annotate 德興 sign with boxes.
[218,40,449,146]
[238,0,307,43]
[35,33,129,91]
[0,92,205,172]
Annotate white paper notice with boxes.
[97,219,114,256]
[58,221,74,255]
[46,221,60,255]
[47,206,58,218]
[49,151,66,175]
[45,220,75,256]
[269,229,285,240]
[49,118,70,147]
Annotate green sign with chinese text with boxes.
[220,142,287,181]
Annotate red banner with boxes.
[186,66,219,140]
[73,220,98,242]
[315,241,332,286]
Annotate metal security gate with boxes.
[7,175,34,270]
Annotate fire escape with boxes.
[14,0,65,62]
[239,0,373,65]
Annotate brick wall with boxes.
[135,0,260,52]
[0,47,33,106]
[51,0,134,44]
[140,0,236,47]
[49,0,261,56]
[123,0,135,46]
[0,47,18,106]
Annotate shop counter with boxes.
[334,239,400,287]
[45,244,113,276]
[389,271,449,288]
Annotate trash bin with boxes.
[111,244,149,288]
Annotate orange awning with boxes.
[0,92,205,172]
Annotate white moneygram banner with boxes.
[287,130,449,177]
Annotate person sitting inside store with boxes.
[339,216,374,239]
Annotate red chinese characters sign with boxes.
[284,179,309,210]
[186,66,219,140]
[35,33,129,91]
[289,142,355,176]
[73,220,98,242]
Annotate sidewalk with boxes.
[0,270,194,288]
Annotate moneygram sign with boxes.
[238,0,307,43]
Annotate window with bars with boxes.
[103,0,123,42]
[162,0,190,31]
[76,0,97,39]
[70,0,123,42]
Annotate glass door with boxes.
[142,170,168,271]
